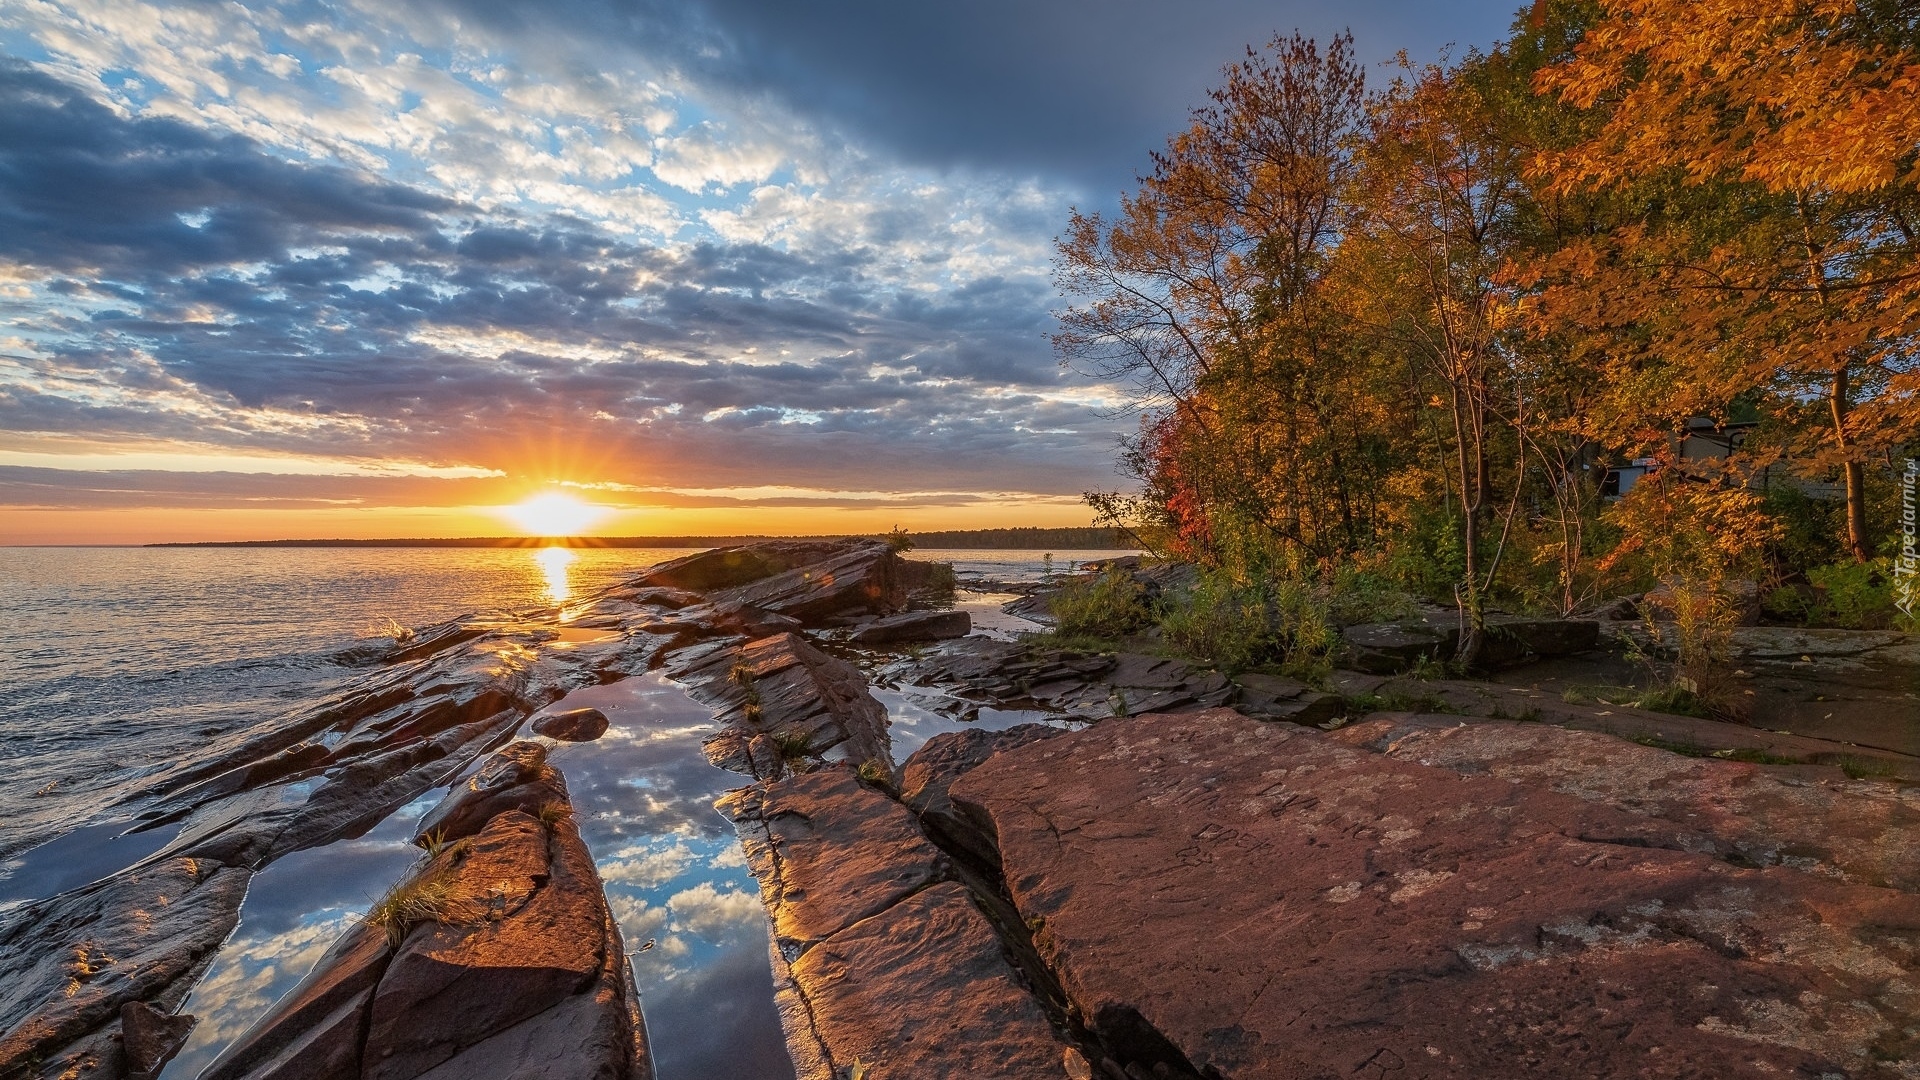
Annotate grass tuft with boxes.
[366,865,467,948]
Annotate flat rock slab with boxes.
[791,882,1070,1080]
[849,609,972,646]
[0,857,250,1073]
[900,725,1069,869]
[950,708,1920,1079]
[721,769,1072,1080]
[1332,714,1920,892]
[719,770,947,955]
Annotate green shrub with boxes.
[1157,574,1274,673]
[1156,571,1338,679]
[1047,569,1151,640]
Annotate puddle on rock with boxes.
[533,672,796,1080]
[871,683,1081,759]
[161,798,432,1078]
[0,817,180,913]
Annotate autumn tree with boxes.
[1343,56,1541,662]
[1055,32,1397,571]
[1537,0,1920,562]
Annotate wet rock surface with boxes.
[0,857,249,1078]
[531,707,610,742]
[202,743,650,1080]
[719,769,1073,1080]
[951,708,1920,1078]
[847,609,971,645]
[1,539,913,1080]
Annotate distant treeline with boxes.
[149,527,1133,550]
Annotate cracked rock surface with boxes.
[950,708,1920,1079]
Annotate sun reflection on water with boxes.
[534,546,576,607]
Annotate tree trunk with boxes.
[1829,364,1871,563]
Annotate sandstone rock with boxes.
[532,707,611,742]
[1331,713,1920,891]
[951,709,1920,1079]
[632,542,850,592]
[0,858,249,1073]
[414,741,568,845]
[849,609,971,645]
[198,922,390,1080]
[363,811,612,1080]
[710,542,907,624]
[899,725,1068,869]
[201,769,647,1080]
[718,769,947,955]
[679,633,891,776]
[789,882,1071,1080]
[120,1001,195,1080]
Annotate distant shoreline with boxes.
[144,527,1132,550]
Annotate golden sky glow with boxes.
[500,492,612,537]
[0,495,1095,545]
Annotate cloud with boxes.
[0,0,1508,531]
[667,880,765,942]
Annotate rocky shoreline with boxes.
[3,540,1917,1079]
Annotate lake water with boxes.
[0,544,1129,1079]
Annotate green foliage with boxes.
[1156,574,1273,673]
[919,562,958,595]
[883,526,915,553]
[1775,559,1906,630]
[1047,569,1151,641]
[1155,571,1343,678]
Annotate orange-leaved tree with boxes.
[1537,0,1920,562]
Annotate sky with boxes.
[0,0,1518,543]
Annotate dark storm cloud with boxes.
[431,0,1521,190]
[0,62,453,276]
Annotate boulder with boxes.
[849,609,972,645]
[950,708,1920,1079]
[532,707,610,742]
[631,542,850,592]
[414,741,568,846]
[1342,614,1599,673]
[1228,672,1344,725]
[120,1001,196,1080]
[710,542,908,624]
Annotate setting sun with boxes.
[501,492,610,536]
